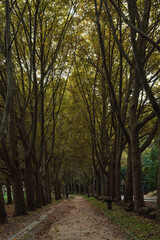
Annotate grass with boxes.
[3,193,7,201]
[85,196,160,240]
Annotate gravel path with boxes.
[29,196,126,240]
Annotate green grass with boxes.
[85,197,160,240]
[3,192,7,202]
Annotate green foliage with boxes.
[142,141,159,192]
[121,166,126,181]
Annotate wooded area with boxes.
[0,0,160,225]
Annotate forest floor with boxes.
[1,196,128,240]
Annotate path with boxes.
[7,201,65,240]
[26,196,126,240]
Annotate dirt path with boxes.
[27,196,126,240]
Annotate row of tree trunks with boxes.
[93,0,158,213]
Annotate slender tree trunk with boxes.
[106,166,111,196]
[41,183,47,206]
[35,159,42,208]
[110,144,116,199]
[38,17,45,208]
[115,152,121,202]
[156,119,160,221]
[115,128,123,203]
[71,182,73,193]
[0,183,8,224]
[100,168,106,196]
[67,184,70,193]
[45,163,52,204]
[54,177,61,200]
[100,74,107,197]
[6,180,12,205]
[91,178,95,196]
[124,142,133,205]
[96,172,101,195]
[84,183,86,194]
[130,71,144,211]
[130,124,144,211]
[25,151,35,211]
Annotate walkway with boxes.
[29,196,126,240]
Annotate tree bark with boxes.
[110,142,116,199]
[25,150,35,211]
[6,183,12,205]
[124,142,133,204]
[45,163,52,204]
[129,70,144,211]
[115,128,123,203]
[156,119,160,221]
[54,177,61,200]
[35,159,42,208]
[0,0,13,140]
[9,97,27,216]
[100,168,106,196]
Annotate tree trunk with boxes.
[115,127,123,203]
[84,183,86,194]
[115,151,122,202]
[45,164,52,204]
[130,124,144,211]
[25,151,35,211]
[54,177,61,200]
[9,98,27,216]
[41,183,47,206]
[110,149,116,199]
[129,70,144,211]
[156,119,160,221]
[67,184,70,193]
[95,172,101,195]
[71,182,73,193]
[35,159,42,208]
[0,183,8,224]
[6,179,12,205]
[124,142,133,205]
[0,0,13,140]
[106,165,111,196]
[11,161,27,216]
[91,178,95,196]
[100,168,106,196]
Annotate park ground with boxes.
[0,195,160,240]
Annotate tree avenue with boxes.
[0,0,159,225]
